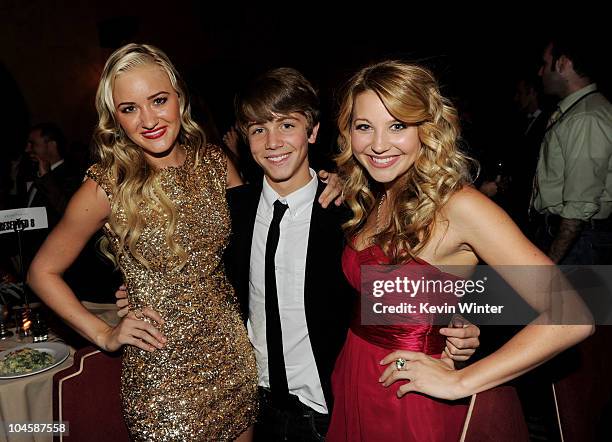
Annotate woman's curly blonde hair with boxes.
[92,43,206,271]
[336,61,475,263]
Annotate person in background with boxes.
[532,35,612,265]
[23,123,79,215]
[479,75,552,234]
[20,123,80,268]
[509,74,552,234]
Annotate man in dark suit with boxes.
[23,123,79,222]
[19,123,80,273]
[512,75,551,237]
[477,75,551,236]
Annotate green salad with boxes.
[0,348,54,375]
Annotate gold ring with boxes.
[133,309,144,320]
[395,358,406,370]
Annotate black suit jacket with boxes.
[27,161,81,225]
[21,161,80,267]
[224,182,355,411]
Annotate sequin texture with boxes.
[86,145,258,441]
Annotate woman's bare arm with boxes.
[380,187,593,399]
[27,179,166,352]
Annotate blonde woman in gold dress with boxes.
[27,44,258,441]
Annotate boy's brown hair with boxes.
[235,67,320,137]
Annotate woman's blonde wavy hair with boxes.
[336,61,475,264]
[93,43,206,271]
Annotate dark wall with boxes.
[1,1,607,161]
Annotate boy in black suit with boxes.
[226,68,354,441]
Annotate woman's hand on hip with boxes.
[378,350,468,400]
[99,309,167,352]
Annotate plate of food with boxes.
[0,343,70,379]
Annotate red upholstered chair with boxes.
[52,345,129,442]
[553,326,612,441]
[460,385,530,442]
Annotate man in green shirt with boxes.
[532,35,612,264]
[528,34,612,442]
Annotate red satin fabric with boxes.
[327,245,468,442]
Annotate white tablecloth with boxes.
[0,303,118,442]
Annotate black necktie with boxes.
[265,200,289,404]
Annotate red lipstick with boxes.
[141,126,167,139]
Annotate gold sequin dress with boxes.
[86,145,258,441]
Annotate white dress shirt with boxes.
[247,168,328,413]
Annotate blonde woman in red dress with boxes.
[327,61,593,442]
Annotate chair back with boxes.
[460,385,529,442]
[553,326,612,441]
[52,345,129,441]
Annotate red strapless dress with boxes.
[327,245,468,442]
